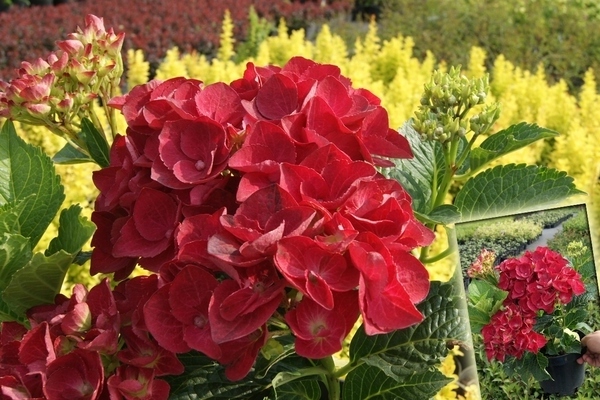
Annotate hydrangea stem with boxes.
[321,356,341,400]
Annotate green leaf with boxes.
[345,280,469,399]
[343,363,451,400]
[425,204,462,225]
[2,251,73,315]
[52,142,93,164]
[166,351,268,399]
[80,117,110,167]
[0,232,32,322]
[506,351,551,381]
[0,233,32,292]
[274,379,321,400]
[467,279,508,333]
[469,123,557,171]
[0,201,24,236]
[46,205,96,256]
[387,122,447,214]
[454,164,584,221]
[0,120,65,247]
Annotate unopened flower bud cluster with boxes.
[0,15,123,142]
[412,66,500,143]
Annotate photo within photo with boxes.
[457,204,599,399]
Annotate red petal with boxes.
[143,285,191,353]
[255,74,298,120]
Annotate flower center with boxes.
[194,315,207,328]
[195,160,206,171]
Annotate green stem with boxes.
[333,360,359,379]
[321,356,341,400]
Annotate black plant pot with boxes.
[539,353,585,397]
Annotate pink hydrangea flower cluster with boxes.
[481,246,586,362]
[0,15,123,141]
[466,248,496,279]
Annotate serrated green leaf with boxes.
[166,351,268,399]
[454,164,584,221]
[510,352,551,381]
[0,201,25,236]
[467,279,508,333]
[469,122,557,171]
[346,280,469,399]
[80,117,110,167]
[0,120,65,247]
[0,232,32,322]
[343,364,451,400]
[52,142,93,164]
[0,233,32,291]
[46,205,96,256]
[387,122,447,214]
[2,251,73,315]
[275,379,321,400]
[426,204,462,225]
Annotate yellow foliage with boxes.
[256,19,314,67]
[313,24,348,66]
[435,346,480,400]
[182,51,212,81]
[217,10,235,63]
[126,49,150,89]
[154,47,188,80]
[466,47,487,79]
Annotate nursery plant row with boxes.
[457,210,579,271]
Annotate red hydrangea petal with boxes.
[255,74,298,120]
[143,285,191,354]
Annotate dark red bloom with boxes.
[44,349,104,400]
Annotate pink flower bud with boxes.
[56,96,73,112]
[86,14,106,34]
[19,58,50,76]
[19,73,54,102]
[57,39,84,56]
[25,102,52,115]
[50,51,69,73]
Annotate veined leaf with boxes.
[0,233,32,292]
[345,281,469,399]
[387,122,447,214]
[469,123,557,171]
[80,117,110,167]
[0,120,65,248]
[167,351,267,399]
[454,164,583,221]
[0,232,32,322]
[417,204,461,225]
[274,379,321,400]
[46,205,96,256]
[343,364,451,400]
[2,251,73,315]
[52,142,93,164]
[466,279,507,333]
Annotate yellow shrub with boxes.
[126,49,150,89]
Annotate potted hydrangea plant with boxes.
[470,245,593,396]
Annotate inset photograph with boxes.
[458,204,599,399]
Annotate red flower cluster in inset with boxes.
[481,246,586,363]
[0,55,436,398]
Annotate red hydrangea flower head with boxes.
[482,246,586,364]
[86,55,434,386]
